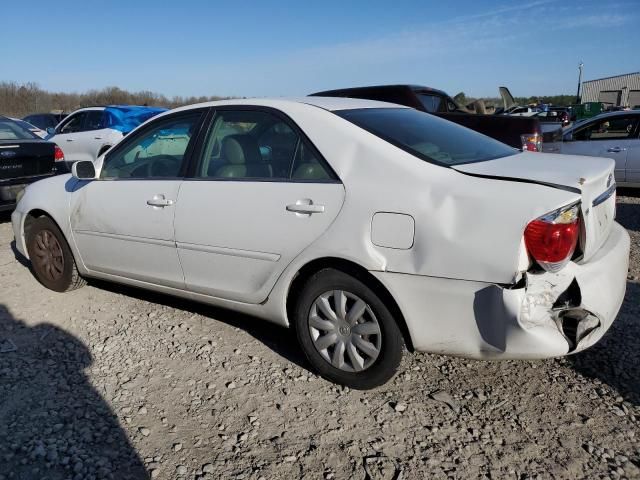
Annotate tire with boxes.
[294,268,404,389]
[25,216,86,292]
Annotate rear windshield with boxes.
[0,119,38,140]
[337,108,516,166]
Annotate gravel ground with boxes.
[0,193,639,480]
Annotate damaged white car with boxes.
[11,97,630,389]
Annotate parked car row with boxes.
[9,94,630,389]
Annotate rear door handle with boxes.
[66,139,74,142]
[147,196,174,207]
[94,136,102,140]
[607,147,625,153]
[286,202,325,214]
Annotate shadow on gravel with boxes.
[0,211,11,224]
[567,282,640,407]
[91,279,311,372]
[0,304,147,479]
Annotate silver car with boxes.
[560,110,640,187]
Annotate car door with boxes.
[561,115,639,184]
[174,108,345,304]
[70,110,205,288]
[51,112,88,161]
[620,120,640,184]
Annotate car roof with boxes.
[168,97,408,115]
[588,110,640,119]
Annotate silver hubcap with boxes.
[308,290,382,372]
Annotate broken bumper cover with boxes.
[373,222,630,360]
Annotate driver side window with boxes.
[101,114,200,179]
[59,113,87,134]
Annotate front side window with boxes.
[101,114,200,179]
[84,111,105,131]
[196,110,333,181]
[573,116,638,141]
[59,113,86,134]
[337,108,517,166]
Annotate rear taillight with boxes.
[54,145,65,162]
[524,204,580,273]
[521,133,542,152]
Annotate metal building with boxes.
[581,72,640,107]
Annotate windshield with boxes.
[0,118,38,140]
[337,108,517,166]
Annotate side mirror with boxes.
[46,127,56,135]
[72,161,97,180]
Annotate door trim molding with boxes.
[176,241,280,262]
[74,230,175,248]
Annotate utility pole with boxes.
[576,61,584,104]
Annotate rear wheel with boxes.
[26,216,86,292]
[294,268,404,389]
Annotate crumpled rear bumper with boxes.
[373,222,630,359]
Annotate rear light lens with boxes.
[524,204,580,273]
[521,133,542,152]
[54,145,65,162]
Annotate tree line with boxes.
[0,81,231,118]
[453,92,577,108]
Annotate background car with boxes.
[0,116,60,211]
[12,98,628,389]
[23,112,66,131]
[558,110,640,186]
[46,105,167,170]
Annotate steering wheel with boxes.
[147,155,180,177]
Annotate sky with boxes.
[3,0,639,99]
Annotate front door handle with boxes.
[607,147,625,153]
[286,200,325,214]
[66,139,74,142]
[94,136,102,140]
[147,196,174,207]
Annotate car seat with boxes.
[213,134,272,178]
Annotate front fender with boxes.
[12,174,85,270]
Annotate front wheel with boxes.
[25,216,86,292]
[294,269,404,389]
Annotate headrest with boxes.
[221,134,262,165]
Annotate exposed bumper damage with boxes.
[517,274,602,353]
[373,222,629,360]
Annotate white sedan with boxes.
[12,98,629,389]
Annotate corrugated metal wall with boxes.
[581,72,640,106]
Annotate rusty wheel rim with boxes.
[33,229,64,282]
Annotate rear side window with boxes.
[417,94,446,113]
[196,110,335,181]
[0,119,36,140]
[337,108,517,166]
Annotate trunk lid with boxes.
[452,151,617,262]
[0,140,56,180]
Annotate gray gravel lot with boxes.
[0,193,639,480]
